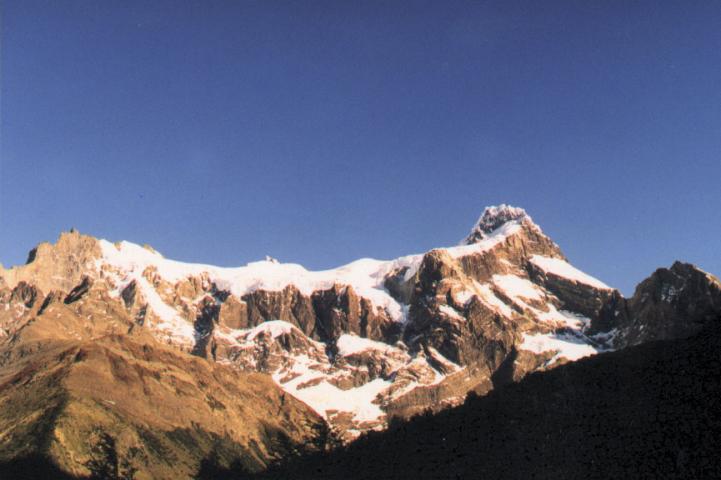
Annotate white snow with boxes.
[212,323,421,426]
[245,320,296,340]
[95,208,532,334]
[426,346,462,374]
[492,274,544,301]
[216,323,395,423]
[438,304,465,321]
[533,304,591,330]
[98,239,421,323]
[461,204,535,245]
[134,276,196,344]
[336,334,403,357]
[272,354,390,424]
[454,289,475,305]
[215,320,327,351]
[474,282,515,317]
[99,251,196,345]
[660,284,679,302]
[519,332,599,362]
[92,211,615,426]
[447,221,522,259]
[213,323,441,427]
[529,255,611,290]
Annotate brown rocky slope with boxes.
[0,270,329,479]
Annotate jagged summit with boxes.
[462,204,535,245]
[1,229,101,293]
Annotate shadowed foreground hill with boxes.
[232,323,721,480]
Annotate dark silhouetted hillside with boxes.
[227,323,721,480]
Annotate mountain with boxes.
[248,323,721,480]
[1,205,719,478]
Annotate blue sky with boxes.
[2,0,720,294]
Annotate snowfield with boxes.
[530,255,611,290]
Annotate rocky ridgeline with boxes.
[1,205,720,477]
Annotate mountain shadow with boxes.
[214,320,721,480]
[0,455,85,480]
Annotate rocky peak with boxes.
[462,204,536,245]
[605,261,721,348]
[0,230,101,293]
[671,261,721,286]
[632,261,720,305]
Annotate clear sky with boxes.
[2,1,720,294]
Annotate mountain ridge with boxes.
[247,322,721,480]
[2,205,720,478]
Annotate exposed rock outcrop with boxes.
[0,230,101,293]
[608,262,721,347]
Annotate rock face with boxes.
[1,204,720,478]
[594,261,721,348]
[0,230,101,293]
[461,204,531,245]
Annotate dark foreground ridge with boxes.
[201,322,721,480]
[4,323,720,479]
[0,455,79,480]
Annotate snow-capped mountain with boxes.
[1,205,719,477]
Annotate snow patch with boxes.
[454,289,475,305]
[273,355,390,424]
[97,250,196,346]
[520,331,599,363]
[529,255,611,290]
[134,276,196,345]
[462,204,535,245]
[99,239,422,323]
[245,320,296,340]
[474,282,515,317]
[336,334,403,357]
[534,305,591,330]
[438,304,464,321]
[448,221,522,259]
[492,274,544,301]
